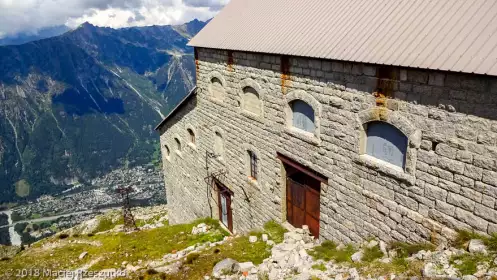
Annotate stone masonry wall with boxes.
[160,47,497,244]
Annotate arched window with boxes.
[365,121,408,169]
[164,145,170,159]
[291,100,315,133]
[214,132,224,158]
[210,77,225,101]
[242,86,262,115]
[248,150,258,180]
[187,129,195,145]
[175,138,182,152]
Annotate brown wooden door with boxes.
[217,182,233,232]
[286,178,320,237]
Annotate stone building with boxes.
[156,0,497,244]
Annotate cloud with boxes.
[0,0,230,38]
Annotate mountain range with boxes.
[0,19,206,203]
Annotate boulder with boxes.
[367,240,379,248]
[462,275,478,280]
[351,251,363,263]
[379,241,388,255]
[468,239,487,255]
[212,258,238,276]
[235,261,254,273]
[249,236,258,243]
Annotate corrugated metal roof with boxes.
[189,0,497,76]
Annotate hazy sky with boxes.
[0,0,230,38]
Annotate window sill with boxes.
[285,127,321,146]
[356,154,415,185]
[208,96,225,105]
[188,143,197,151]
[241,110,264,124]
[247,177,261,190]
[175,151,183,159]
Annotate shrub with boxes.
[453,230,484,249]
[311,263,326,271]
[362,245,384,262]
[308,241,354,263]
[263,221,288,244]
[146,268,158,275]
[58,233,69,239]
[185,253,200,264]
[389,242,435,258]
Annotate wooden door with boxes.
[286,178,320,237]
[217,183,233,232]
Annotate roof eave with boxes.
[154,87,197,131]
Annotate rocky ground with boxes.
[3,206,497,279]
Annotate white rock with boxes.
[212,258,238,275]
[379,241,388,255]
[235,262,255,273]
[462,275,478,280]
[78,252,88,260]
[349,268,359,280]
[249,236,258,243]
[351,251,363,263]
[262,234,269,242]
[367,240,379,248]
[379,257,392,264]
[266,240,275,246]
[468,239,488,255]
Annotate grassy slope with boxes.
[0,217,288,280]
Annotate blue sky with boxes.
[0,0,230,38]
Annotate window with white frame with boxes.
[365,121,408,169]
[291,100,315,133]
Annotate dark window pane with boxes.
[366,121,408,168]
[292,100,315,133]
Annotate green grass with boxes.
[389,241,436,258]
[308,240,355,263]
[92,216,122,234]
[311,263,326,271]
[263,221,288,244]
[362,245,384,262]
[358,258,424,278]
[167,233,272,280]
[451,253,493,275]
[0,218,228,279]
[453,230,485,249]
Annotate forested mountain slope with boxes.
[0,19,206,202]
